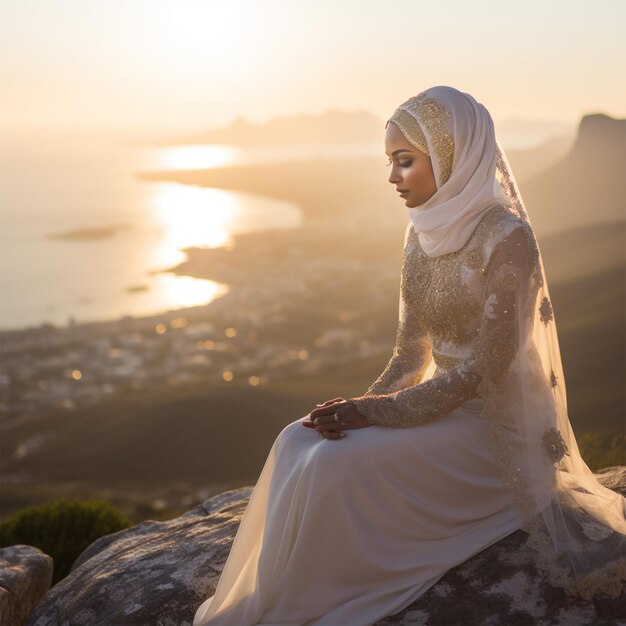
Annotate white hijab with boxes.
[387,85,508,257]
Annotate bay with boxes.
[0,135,381,331]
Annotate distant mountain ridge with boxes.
[144,108,576,150]
[156,110,384,145]
[521,113,626,236]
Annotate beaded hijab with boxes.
[388,85,626,601]
[387,87,509,257]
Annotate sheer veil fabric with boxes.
[386,85,625,600]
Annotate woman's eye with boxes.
[385,160,413,167]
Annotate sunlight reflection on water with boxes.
[0,138,308,329]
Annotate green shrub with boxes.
[0,497,133,585]
[578,432,626,472]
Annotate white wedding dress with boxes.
[193,205,553,625]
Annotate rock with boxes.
[594,465,626,497]
[26,488,253,626]
[0,545,53,626]
[25,468,626,626]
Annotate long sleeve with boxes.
[362,223,432,396]
[349,222,540,428]
[363,288,432,397]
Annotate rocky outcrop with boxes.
[0,545,52,626]
[520,112,626,237]
[19,467,626,626]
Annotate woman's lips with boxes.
[398,190,410,198]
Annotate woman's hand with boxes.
[314,397,346,408]
[302,400,371,440]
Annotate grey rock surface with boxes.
[24,467,626,626]
[0,545,53,626]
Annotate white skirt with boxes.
[193,398,524,626]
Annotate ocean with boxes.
[0,136,382,331]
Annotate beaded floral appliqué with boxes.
[402,230,482,346]
[542,427,569,463]
[550,369,558,388]
[465,248,484,270]
[496,264,523,291]
[539,297,554,325]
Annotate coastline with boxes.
[2,156,406,335]
[136,157,396,221]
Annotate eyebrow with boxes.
[386,149,414,157]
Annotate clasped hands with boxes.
[302,397,371,440]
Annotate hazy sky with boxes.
[2,0,625,137]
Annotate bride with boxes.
[193,86,626,626]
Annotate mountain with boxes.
[497,116,574,145]
[505,135,574,183]
[140,110,576,151]
[145,109,385,145]
[540,219,625,284]
[519,113,626,237]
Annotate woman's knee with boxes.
[279,417,308,438]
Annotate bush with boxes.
[0,497,133,585]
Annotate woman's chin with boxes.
[398,193,422,208]
[404,194,431,209]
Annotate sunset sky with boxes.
[2,0,625,137]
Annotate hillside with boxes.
[520,114,626,237]
[140,109,384,146]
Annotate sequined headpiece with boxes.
[386,93,455,186]
[385,85,508,258]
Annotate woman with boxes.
[193,86,626,626]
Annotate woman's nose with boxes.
[388,167,402,184]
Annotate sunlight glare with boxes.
[150,182,243,252]
[155,144,241,170]
[162,1,240,55]
[152,273,227,309]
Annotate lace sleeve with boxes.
[350,222,540,427]
[363,223,432,396]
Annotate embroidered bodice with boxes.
[349,203,542,427]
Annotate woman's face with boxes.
[384,121,437,208]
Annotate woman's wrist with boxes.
[347,395,390,426]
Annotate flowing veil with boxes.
[482,138,626,600]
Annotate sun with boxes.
[159,1,242,56]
